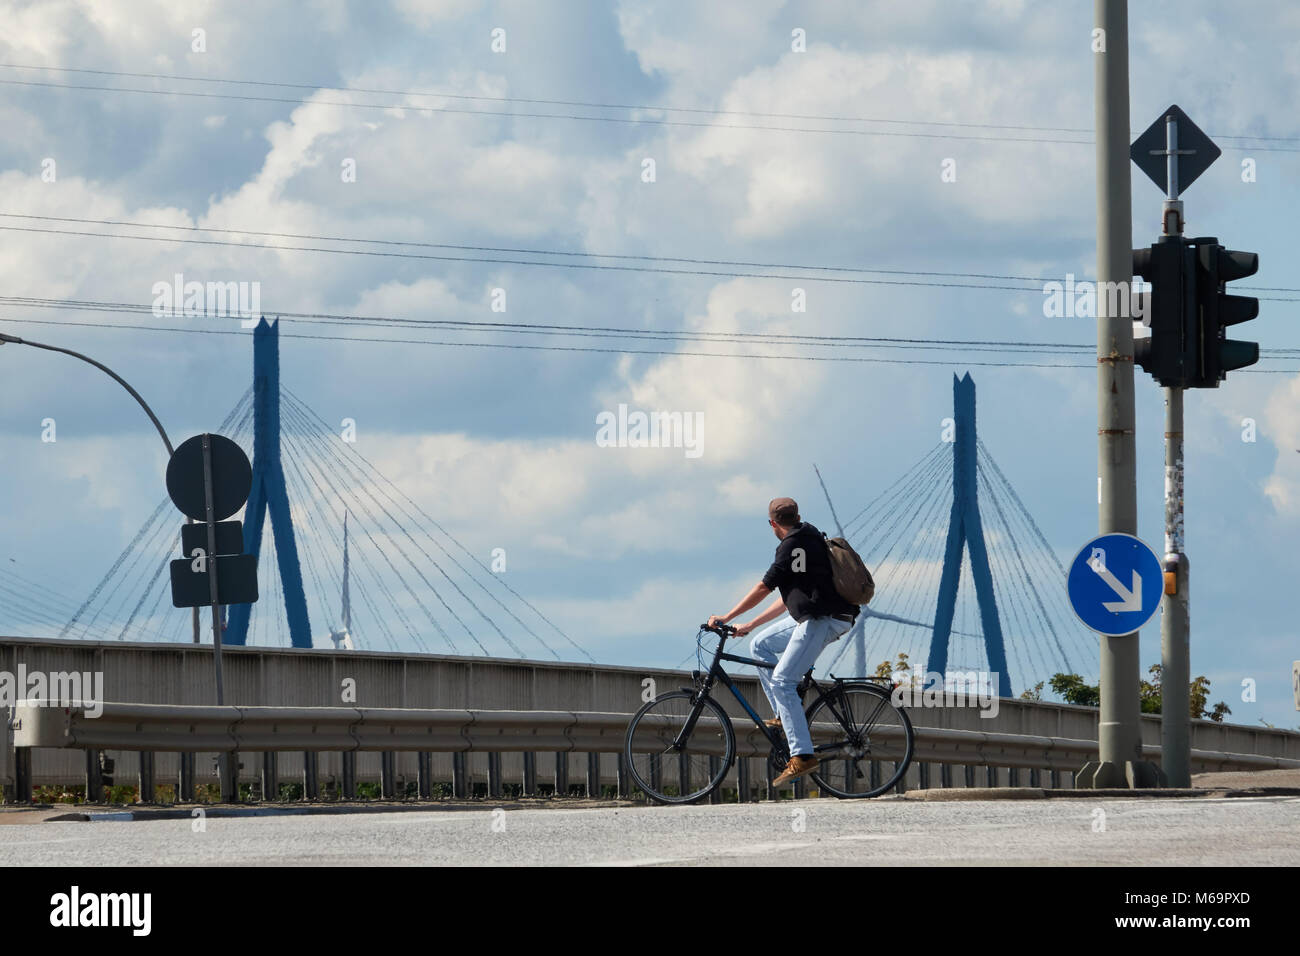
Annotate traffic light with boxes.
[1133,237,1194,388]
[1194,242,1259,386]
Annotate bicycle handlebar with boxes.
[699,622,737,637]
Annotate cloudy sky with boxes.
[0,0,1296,726]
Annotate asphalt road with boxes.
[2,794,1297,865]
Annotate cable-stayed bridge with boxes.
[822,375,1095,695]
[24,320,589,663]
[4,324,1095,697]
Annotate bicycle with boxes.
[624,622,915,804]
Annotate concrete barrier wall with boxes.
[3,636,1298,791]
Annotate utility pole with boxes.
[1080,0,1160,788]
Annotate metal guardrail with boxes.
[16,701,1300,772]
[7,637,1300,797]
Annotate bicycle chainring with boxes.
[767,742,791,778]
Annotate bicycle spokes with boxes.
[625,691,735,804]
[806,682,915,798]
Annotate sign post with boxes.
[166,432,258,699]
[201,435,226,705]
[166,432,257,802]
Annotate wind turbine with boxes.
[329,512,354,650]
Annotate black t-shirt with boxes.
[761,522,858,623]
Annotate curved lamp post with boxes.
[0,331,174,455]
[1,330,202,643]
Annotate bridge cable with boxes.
[280,421,411,653]
[279,446,401,652]
[281,416,444,654]
[280,403,479,655]
[977,458,1072,677]
[837,448,954,672]
[281,419,438,653]
[284,387,592,662]
[829,451,954,673]
[281,399,510,657]
[282,391,561,659]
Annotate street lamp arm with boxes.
[0,331,174,456]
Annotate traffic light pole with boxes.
[1161,388,1190,785]
[1079,0,1159,789]
[1126,99,1257,793]
[1159,115,1192,787]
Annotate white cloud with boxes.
[1262,374,1300,515]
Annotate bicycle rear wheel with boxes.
[805,681,914,798]
[625,691,735,804]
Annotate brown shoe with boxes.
[773,754,819,787]
[764,718,783,729]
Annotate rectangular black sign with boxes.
[169,554,259,608]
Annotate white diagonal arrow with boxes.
[1093,565,1142,612]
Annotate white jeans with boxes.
[749,613,853,757]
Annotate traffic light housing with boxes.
[1133,237,1194,388]
[1194,242,1259,386]
[1133,237,1260,388]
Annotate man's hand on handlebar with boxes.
[704,616,750,639]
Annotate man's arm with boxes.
[733,595,787,636]
[708,581,772,630]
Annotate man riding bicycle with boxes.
[708,497,858,786]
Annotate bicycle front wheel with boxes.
[806,681,914,798]
[625,691,736,804]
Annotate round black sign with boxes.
[165,433,253,521]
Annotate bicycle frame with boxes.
[682,628,837,754]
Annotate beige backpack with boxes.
[826,536,875,605]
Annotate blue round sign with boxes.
[1067,533,1164,636]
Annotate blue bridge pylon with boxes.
[926,373,1012,696]
[225,318,312,647]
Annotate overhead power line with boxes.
[0,222,1049,292]
[3,294,1296,362]
[0,313,1098,368]
[3,311,1297,372]
[0,75,1105,145]
[0,62,1295,148]
[0,212,1049,284]
[0,293,1094,352]
[1,213,1296,299]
